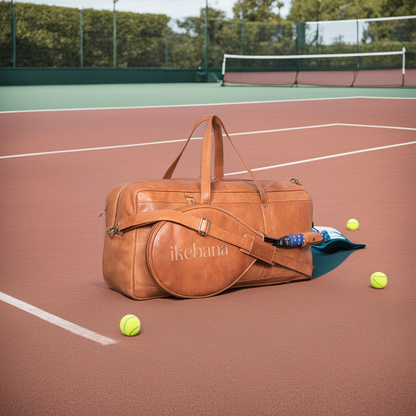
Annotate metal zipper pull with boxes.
[106,225,123,236]
[290,178,302,186]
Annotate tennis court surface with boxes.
[1,84,415,415]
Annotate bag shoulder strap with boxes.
[118,209,316,278]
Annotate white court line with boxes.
[0,292,117,346]
[0,123,336,160]
[334,123,416,131]
[0,138,194,160]
[229,123,416,136]
[1,95,415,114]
[1,123,416,160]
[225,140,416,176]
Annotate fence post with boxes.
[12,0,16,68]
[113,0,118,68]
[165,32,168,68]
[356,19,359,68]
[316,21,319,55]
[241,1,245,54]
[316,0,321,56]
[80,8,83,68]
[205,0,208,81]
[241,19,245,54]
[295,21,305,55]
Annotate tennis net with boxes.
[222,48,416,87]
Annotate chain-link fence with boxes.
[302,17,416,66]
[0,1,414,69]
[0,1,13,67]
[0,2,170,68]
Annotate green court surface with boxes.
[1,83,415,112]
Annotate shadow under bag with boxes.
[102,115,325,300]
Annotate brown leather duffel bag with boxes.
[102,115,324,300]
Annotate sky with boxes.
[15,0,291,21]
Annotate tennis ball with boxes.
[120,314,141,336]
[347,219,359,230]
[371,272,387,289]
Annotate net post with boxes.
[402,47,406,87]
[221,55,226,86]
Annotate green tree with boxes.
[229,1,295,55]
[116,12,169,68]
[232,0,282,22]
[287,0,383,22]
[177,7,227,35]
[174,6,231,68]
[380,0,416,16]
[277,1,285,17]
[81,9,169,68]
[13,3,80,67]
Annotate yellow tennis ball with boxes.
[371,272,387,289]
[120,314,141,336]
[347,219,359,230]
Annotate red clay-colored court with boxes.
[1,97,415,415]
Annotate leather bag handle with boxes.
[163,115,224,183]
[163,116,269,206]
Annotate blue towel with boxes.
[312,226,365,254]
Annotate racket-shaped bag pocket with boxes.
[145,205,262,298]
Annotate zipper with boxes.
[106,184,129,236]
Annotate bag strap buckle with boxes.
[198,217,210,236]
